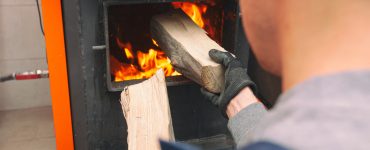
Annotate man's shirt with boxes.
[230,70,370,149]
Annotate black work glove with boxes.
[201,49,257,117]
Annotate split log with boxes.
[120,69,175,150]
[151,10,227,93]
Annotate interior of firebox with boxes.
[107,2,224,83]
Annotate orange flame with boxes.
[114,38,180,82]
[124,48,134,59]
[172,2,217,41]
[172,2,207,28]
[113,2,212,82]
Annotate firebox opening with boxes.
[107,1,224,84]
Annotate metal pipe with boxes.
[0,70,49,83]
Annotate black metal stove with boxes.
[104,1,237,91]
[61,0,281,149]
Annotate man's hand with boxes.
[201,49,258,118]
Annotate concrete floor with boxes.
[0,106,56,150]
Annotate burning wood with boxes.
[113,38,180,82]
[111,2,218,82]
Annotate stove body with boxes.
[61,0,281,149]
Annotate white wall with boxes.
[0,0,51,110]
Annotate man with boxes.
[163,0,370,149]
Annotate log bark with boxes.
[151,10,227,93]
[120,69,175,150]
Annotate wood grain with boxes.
[151,10,227,93]
[120,69,175,150]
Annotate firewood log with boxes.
[120,70,174,150]
[151,10,227,93]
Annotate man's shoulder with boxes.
[252,71,370,149]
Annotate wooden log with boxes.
[120,69,175,150]
[151,10,227,93]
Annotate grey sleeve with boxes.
[228,102,267,147]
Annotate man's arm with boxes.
[226,87,260,118]
[226,87,267,146]
[200,50,268,147]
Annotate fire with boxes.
[172,2,217,41]
[172,2,207,28]
[114,37,180,82]
[113,2,213,82]
[124,48,134,60]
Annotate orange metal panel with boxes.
[41,0,75,149]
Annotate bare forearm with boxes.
[226,87,260,118]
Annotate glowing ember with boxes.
[152,39,159,47]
